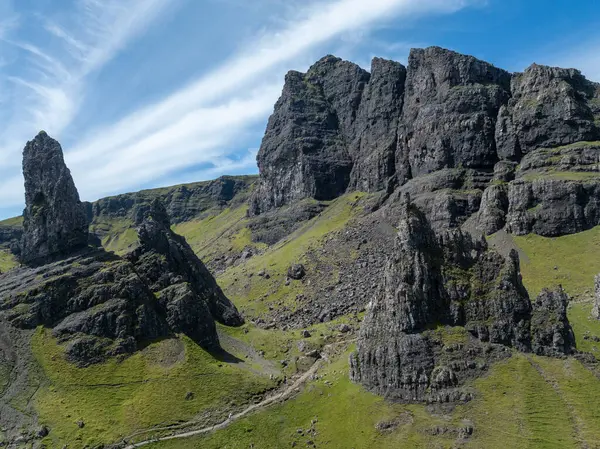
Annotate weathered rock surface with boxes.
[0,250,168,365]
[496,64,600,158]
[247,46,600,240]
[20,131,89,265]
[349,58,406,191]
[1,135,243,367]
[531,288,576,356]
[593,275,600,320]
[89,175,255,226]
[126,199,244,330]
[350,195,572,403]
[398,47,511,178]
[248,62,357,215]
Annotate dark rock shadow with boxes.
[208,346,244,364]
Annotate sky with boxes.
[0,0,599,219]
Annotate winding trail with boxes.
[122,341,348,448]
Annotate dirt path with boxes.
[122,341,347,448]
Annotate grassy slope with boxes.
[217,193,365,318]
[26,194,368,448]
[33,329,276,448]
[149,352,598,449]
[0,250,18,272]
[148,224,600,448]
[18,187,600,448]
[0,216,21,272]
[172,204,265,264]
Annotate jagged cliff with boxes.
[0,132,243,368]
[20,132,89,265]
[249,46,600,238]
[349,194,575,403]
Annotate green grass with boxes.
[217,193,367,318]
[461,355,581,449]
[567,302,600,357]
[512,226,600,298]
[533,357,600,445]
[147,349,458,449]
[148,350,600,449]
[90,218,139,255]
[522,170,600,182]
[0,249,18,272]
[32,328,275,448]
[172,205,265,263]
[0,216,23,227]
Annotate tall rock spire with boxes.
[20,131,88,265]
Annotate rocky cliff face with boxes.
[248,57,365,215]
[398,47,511,178]
[531,288,576,356]
[593,275,600,319]
[496,64,600,158]
[350,195,574,403]
[0,134,243,366]
[125,199,244,332]
[20,131,89,265]
[250,46,600,239]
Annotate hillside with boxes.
[1,46,600,449]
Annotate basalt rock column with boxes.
[20,131,88,265]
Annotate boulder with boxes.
[287,264,306,280]
[531,288,576,356]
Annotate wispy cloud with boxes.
[0,0,174,212]
[0,0,477,215]
[64,0,477,201]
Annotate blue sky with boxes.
[0,0,599,219]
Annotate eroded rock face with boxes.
[248,63,357,215]
[349,58,407,191]
[350,195,530,402]
[126,199,244,333]
[398,47,511,178]
[350,195,571,403]
[0,250,169,366]
[593,275,600,320]
[531,288,576,356]
[248,47,600,240]
[20,131,88,265]
[496,64,600,158]
[250,56,408,215]
[1,136,243,366]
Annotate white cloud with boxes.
[0,0,174,214]
[0,0,172,165]
[63,0,476,201]
[0,0,477,214]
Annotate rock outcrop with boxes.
[249,46,600,239]
[20,131,89,265]
[248,57,366,215]
[593,275,600,319]
[398,47,511,178]
[350,195,573,403]
[496,64,600,158]
[249,56,404,215]
[531,288,576,356]
[126,199,244,332]
[349,58,406,191]
[0,134,243,366]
